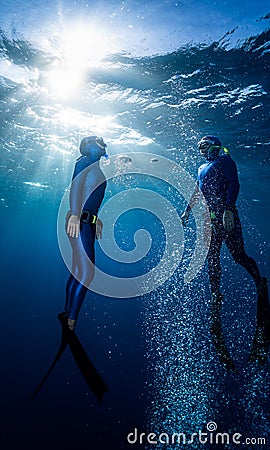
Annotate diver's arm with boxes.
[81,166,106,240]
[181,183,200,226]
[69,160,87,217]
[222,157,240,232]
[67,159,88,238]
[223,157,240,209]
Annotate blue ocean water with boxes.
[0,2,270,449]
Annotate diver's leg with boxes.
[67,280,88,329]
[207,224,223,296]
[65,274,76,313]
[225,211,262,289]
[64,215,79,315]
[66,223,96,330]
[64,236,80,315]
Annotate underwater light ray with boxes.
[41,17,121,99]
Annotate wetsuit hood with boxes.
[198,135,222,161]
[79,136,108,162]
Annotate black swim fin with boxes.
[29,313,108,402]
[29,314,69,402]
[248,278,270,365]
[58,313,109,402]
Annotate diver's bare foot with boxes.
[68,318,76,331]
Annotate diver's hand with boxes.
[181,210,190,227]
[223,210,234,232]
[67,215,80,238]
[96,218,103,240]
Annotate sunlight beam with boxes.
[42,21,115,98]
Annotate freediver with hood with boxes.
[30,136,109,402]
[62,136,108,331]
[181,135,265,305]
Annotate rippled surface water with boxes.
[0,3,270,449]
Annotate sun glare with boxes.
[44,22,114,98]
[61,24,111,67]
[46,68,83,98]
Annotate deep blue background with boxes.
[0,1,270,449]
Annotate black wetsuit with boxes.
[65,155,106,321]
[198,154,261,294]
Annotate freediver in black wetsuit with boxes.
[64,135,107,330]
[181,135,264,299]
[30,136,109,402]
[181,136,269,368]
